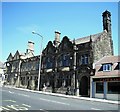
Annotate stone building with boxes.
[5,10,113,96]
[5,41,36,87]
[40,10,113,96]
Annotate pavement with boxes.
[3,85,120,105]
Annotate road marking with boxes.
[39,98,70,105]
[17,93,30,97]
[7,104,28,110]
[91,108,101,110]
[22,104,31,108]
[0,107,2,111]
[0,106,10,110]
[3,100,16,103]
[7,105,19,111]
[9,91,14,94]
[40,109,49,112]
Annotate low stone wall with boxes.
[95,93,119,101]
[107,94,119,101]
[95,93,104,99]
[56,87,67,94]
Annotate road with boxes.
[0,86,119,111]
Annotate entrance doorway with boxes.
[80,76,88,96]
[35,80,38,89]
[27,80,30,89]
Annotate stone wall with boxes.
[92,31,113,63]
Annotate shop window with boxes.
[96,82,103,93]
[108,82,120,94]
[103,64,112,71]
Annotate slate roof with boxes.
[94,55,120,77]
[95,55,120,65]
[74,31,106,45]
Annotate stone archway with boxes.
[79,76,88,96]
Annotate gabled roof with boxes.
[7,53,13,61]
[95,55,120,65]
[13,50,20,60]
[13,50,27,60]
[94,55,120,77]
[74,30,107,45]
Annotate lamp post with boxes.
[32,31,43,91]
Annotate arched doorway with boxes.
[79,76,88,96]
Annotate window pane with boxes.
[108,82,120,94]
[103,64,112,71]
[96,82,103,93]
[85,54,88,64]
[81,55,84,64]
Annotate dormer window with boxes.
[103,64,112,71]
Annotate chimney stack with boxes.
[54,31,61,47]
[26,41,34,55]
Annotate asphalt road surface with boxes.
[0,86,119,111]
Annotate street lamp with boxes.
[32,31,43,91]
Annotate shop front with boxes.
[91,76,120,101]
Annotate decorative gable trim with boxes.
[13,50,20,60]
[58,36,73,52]
[7,53,13,61]
[43,41,56,55]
